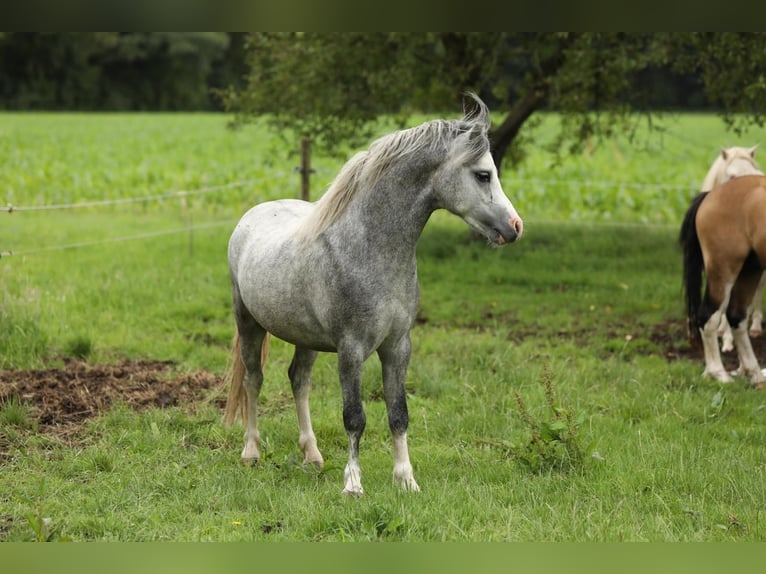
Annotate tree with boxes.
[228,33,766,174]
[94,33,230,110]
[0,33,241,111]
[0,33,116,109]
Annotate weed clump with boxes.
[512,368,591,474]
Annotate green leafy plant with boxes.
[512,368,591,474]
[24,485,70,542]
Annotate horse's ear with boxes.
[750,144,759,158]
[721,148,729,160]
[462,92,490,130]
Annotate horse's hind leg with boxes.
[717,316,735,352]
[288,347,324,467]
[378,335,420,492]
[699,281,735,383]
[748,272,766,337]
[729,266,766,386]
[233,293,268,464]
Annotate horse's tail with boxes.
[223,330,270,427]
[679,191,709,345]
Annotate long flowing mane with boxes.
[297,94,491,239]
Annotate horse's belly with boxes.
[229,199,417,354]
[266,321,338,352]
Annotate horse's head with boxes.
[720,145,761,182]
[432,95,523,245]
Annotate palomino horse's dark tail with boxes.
[679,191,709,345]
[223,331,270,427]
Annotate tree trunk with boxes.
[490,87,545,176]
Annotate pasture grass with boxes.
[2,112,766,541]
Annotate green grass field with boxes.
[2,112,766,542]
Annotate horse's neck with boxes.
[332,173,435,254]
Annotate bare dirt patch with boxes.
[0,358,224,437]
[648,317,766,371]
[3,318,766,438]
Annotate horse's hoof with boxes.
[750,329,763,338]
[396,478,421,493]
[303,456,325,469]
[748,373,766,386]
[704,369,734,384]
[241,456,259,466]
[341,487,364,497]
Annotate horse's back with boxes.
[703,175,766,214]
[698,175,766,258]
[228,199,313,272]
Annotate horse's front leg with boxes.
[378,335,420,492]
[289,347,324,467]
[338,345,367,496]
[732,318,766,385]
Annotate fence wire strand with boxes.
[1,220,235,258]
[1,179,263,213]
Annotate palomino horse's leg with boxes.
[288,347,324,467]
[337,344,367,496]
[731,320,764,384]
[701,311,734,383]
[378,335,420,492]
[699,283,735,383]
[717,316,735,353]
[748,272,766,337]
[729,268,766,385]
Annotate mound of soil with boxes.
[0,358,224,436]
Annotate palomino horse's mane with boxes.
[701,145,761,191]
[297,94,491,240]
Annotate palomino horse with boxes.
[224,94,523,495]
[680,174,766,387]
[700,146,763,352]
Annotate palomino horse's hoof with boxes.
[341,487,364,497]
[396,478,421,492]
[704,369,735,384]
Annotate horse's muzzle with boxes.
[495,215,523,245]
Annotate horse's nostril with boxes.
[510,217,524,238]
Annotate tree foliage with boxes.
[228,33,766,172]
[0,33,247,111]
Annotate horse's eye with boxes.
[475,170,491,183]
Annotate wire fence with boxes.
[0,177,275,259]
[1,173,693,260]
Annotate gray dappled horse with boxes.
[224,94,523,495]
